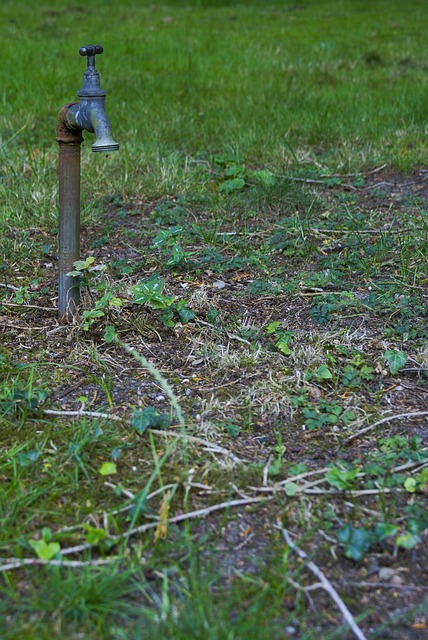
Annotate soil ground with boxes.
[1,167,427,639]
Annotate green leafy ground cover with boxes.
[0,1,427,638]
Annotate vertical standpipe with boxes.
[56,104,83,322]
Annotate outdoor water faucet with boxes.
[56,44,119,322]
[66,45,119,152]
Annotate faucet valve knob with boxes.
[79,44,103,57]
[79,44,103,70]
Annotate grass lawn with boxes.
[0,1,427,638]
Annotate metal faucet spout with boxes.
[90,101,120,153]
[66,99,119,153]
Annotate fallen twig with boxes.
[318,164,387,178]
[361,181,394,191]
[279,467,330,485]
[122,496,268,541]
[0,557,120,572]
[55,496,269,557]
[303,488,406,496]
[2,497,270,564]
[0,322,51,330]
[292,177,358,190]
[43,409,244,464]
[278,526,367,640]
[251,485,408,497]
[339,581,428,591]
[252,453,428,497]
[0,302,56,310]
[346,411,428,443]
[149,428,246,464]
[104,481,180,517]
[104,481,179,503]
[0,283,20,291]
[44,408,123,421]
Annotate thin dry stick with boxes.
[44,408,123,421]
[149,428,246,464]
[292,177,357,190]
[105,482,179,502]
[3,497,271,561]
[318,164,387,178]
[279,466,330,485]
[250,467,331,493]
[0,557,119,572]
[43,410,243,464]
[339,581,427,591]
[120,496,267,542]
[253,454,428,496]
[0,323,51,330]
[0,302,56,310]
[251,485,407,498]
[346,411,428,443]
[303,488,406,496]
[55,496,269,558]
[279,527,367,640]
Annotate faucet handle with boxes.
[79,44,103,57]
[79,45,103,70]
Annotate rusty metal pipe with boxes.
[56,103,83,322]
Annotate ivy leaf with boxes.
[384,349,407,374]
[17,451,40,467]
[265,321,281,334]
[276,339,291,355]
[374,522,398,540]
[177,304,196,324]
[83,525,107,546]
[395,532,421,549]
[130,276,175,309]
[404,477,417,493]
[218,178,245,193]
[103,326,117,343]
[268,459,282,476]
[249,169,276,187]
[326,465,360,490]
[284,482,300,496]
[133,409,152,434]
[206,309,219,324]
[99,462,117,476]
[275,331,294,355]
[341,410,356,425]
[29,539,60,561]
[316,364,333,380]
[73,256,95,271]
[223,423,241,437]
[337,524,373,561]
[133,407,171,434]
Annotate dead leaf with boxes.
[154,490,171,542]
[411,618,426,630]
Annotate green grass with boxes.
[1,0,427,163]
[1,1,428,638]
